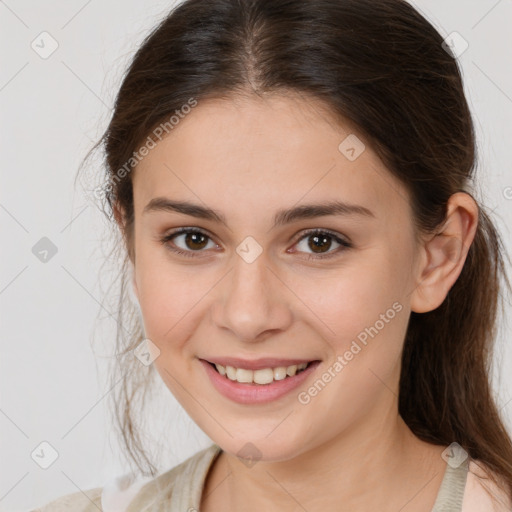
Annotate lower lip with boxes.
[199,359,321,404]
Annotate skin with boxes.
[119,92,479,511]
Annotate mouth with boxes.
[204,359,318,385]
[199,357,321,404]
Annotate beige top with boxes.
[31,443,511,512]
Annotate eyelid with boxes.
[290,227,351,246]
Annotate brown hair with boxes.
[81,0,512,500]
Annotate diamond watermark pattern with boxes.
[236,236,263,264]
[31,31,59,59]
[134,338,161,366]
[338,134,366,161]
[236,442,262,468]
[441,32,469,59]
[441,442,468,469]
[32,237,58,263]
[31,441,59,469]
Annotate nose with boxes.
[211,251,293,343]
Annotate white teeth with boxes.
[273,367,288,381]
[215,364,226,376]
[286,365,298,376]
[235,368,253,383]
[226,366,237,380]
[253,368,274,385]
[214,362,310,384]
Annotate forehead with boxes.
[132,94,411,225]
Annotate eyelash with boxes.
[159,227,353,260]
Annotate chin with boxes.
[215,431,308,464]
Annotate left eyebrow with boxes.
[142,197,375,229]
[272,200,375,227]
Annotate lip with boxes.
[202,356,315,371]
[199,358,321,404]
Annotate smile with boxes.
[211,361,310,384]
[199,358,321,404]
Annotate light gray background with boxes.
[1,1,511,510]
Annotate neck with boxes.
[202,407,446,512]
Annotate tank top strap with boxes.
[431,457,469,512]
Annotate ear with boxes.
[410,192,479,313]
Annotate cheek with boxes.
[134,248,207,355]
[291,261,409,427]
[295,251,408,346]
[335,252,411,380]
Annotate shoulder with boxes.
[126,443,221,510]
[30,487,103,512]
[462,459,512,512]
[31,444,221,512]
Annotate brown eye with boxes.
[293,229,352,260]
[307,233,333,254]
[160,228,216,258]
[160,227,352,261]
[182,231,209,250]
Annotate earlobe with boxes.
[410,192,478,313]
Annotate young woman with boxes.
[35,0,512,510]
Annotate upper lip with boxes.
[201,357,318,370]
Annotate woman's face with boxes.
[129,93,422,461]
